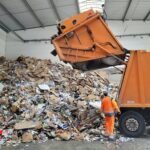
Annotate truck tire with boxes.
[119,111,145,137]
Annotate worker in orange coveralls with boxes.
[100,92,115,140]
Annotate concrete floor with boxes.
[1,135,150,150]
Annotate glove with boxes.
[114,111,121,116]
[116,111,121,115]
[118,111,121,115]
[101,113,105,118]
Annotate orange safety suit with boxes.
[111,99,120,114]
[101,96,114,136]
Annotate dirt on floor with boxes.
[1,133,150,150]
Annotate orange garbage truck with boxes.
[51,10,150,137]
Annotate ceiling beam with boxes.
[75,0,80,13]
[22,0,44,27]
[13,24,57,31]
[116,33,150,38]
[122,0,132,21]
[143,10,150,21]
[0,24,9,33]
[49,0,61,21]
[24,38,50,42]
[0,2,26,30]
[24,33,150,43]
[106,19,147,21]
[0,20,25,42]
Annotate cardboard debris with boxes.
[89,101,101,109]
[14,121,42,130]
[74,133,86,141]
[57,131,71,140]
[87,94,97,101]
[11,134,19,141]
[0,83,4,93]
[11,102,20,112]
[0,97,9,105]
[22,132,33,143]
[38,84,50,91]
[0,56,119,145]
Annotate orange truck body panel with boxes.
[52,10,125,64]
[119,51,150,108]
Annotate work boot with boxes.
[108,135,116,141]
[102,134,109,138]
[101,131,109,137]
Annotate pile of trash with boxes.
[0,56,118,145]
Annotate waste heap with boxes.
[0,56,118,145]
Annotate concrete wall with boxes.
[5,26,60,62]
[0,28,6,56]
[118,36,150,50]
[4,21,150,61]
[107,21,150,50]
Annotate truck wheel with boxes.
[119,111,145,137]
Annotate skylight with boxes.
[78,0,105,13]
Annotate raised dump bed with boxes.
[52,10,126,70]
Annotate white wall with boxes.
[118,36,150,50]
[5,21,150,61]
[0,28,6,56]
[107,21,150,50]
[5,26,60,62]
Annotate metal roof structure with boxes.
[105,0,150,21]
[0,0,150,42]
[0,0,79,33]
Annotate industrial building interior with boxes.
[0,0,150,150]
